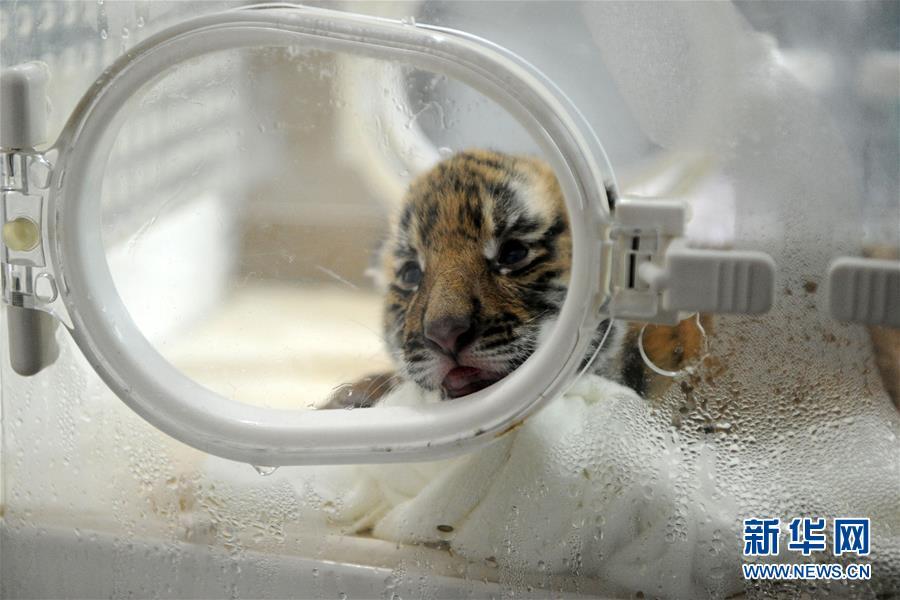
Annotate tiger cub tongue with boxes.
[443,366,499,397]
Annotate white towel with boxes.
[286,376,744,599]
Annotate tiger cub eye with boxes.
[398,261,423,288]
[497,239,529,267]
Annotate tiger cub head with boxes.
[376,150,579,398]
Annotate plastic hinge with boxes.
[1,62,66,376]
[828,257,900,327]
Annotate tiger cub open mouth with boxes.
[442,366,503,398]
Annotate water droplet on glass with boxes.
[251,465,278,476]
[100,28,108,40]
[438,146,453,158]
[400,16,416,26]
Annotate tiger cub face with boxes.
[376,150,580,398]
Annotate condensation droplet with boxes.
[251,465,278,476]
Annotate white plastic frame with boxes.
[47,4,614,465]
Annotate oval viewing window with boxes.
[43,5,616,465]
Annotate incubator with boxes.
[1,2,898,598]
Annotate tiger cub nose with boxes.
[425,315,474,355]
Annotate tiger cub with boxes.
[327,150,696,408]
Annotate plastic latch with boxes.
[642,238,776,316]
[609,198,776,324]
[827,257,900,327]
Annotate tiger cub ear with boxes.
[365,238,390,292]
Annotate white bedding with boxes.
[200,372,899,599]
[272,376,745,599]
